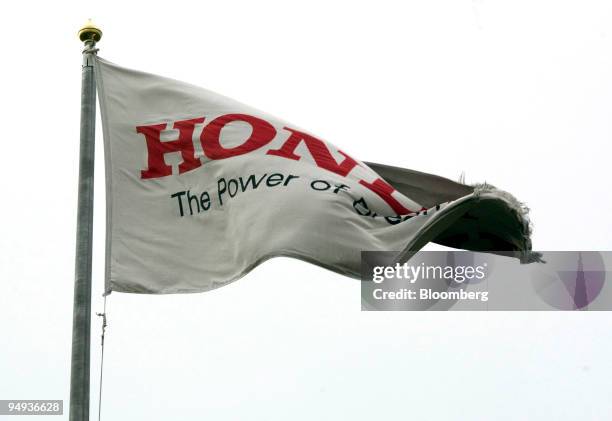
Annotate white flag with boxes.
[95,57,534,294]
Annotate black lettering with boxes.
[353,197,371,216]
[187,190,201,215]
[200,191,211,211]
[217,178,227,205]
[266,173,284,187]
[311,180,331,191]
[228,179,239,197]
[171,191,187,217]
[239,173,267,191]
[283,174,300,186]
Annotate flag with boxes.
[95,57,535,294]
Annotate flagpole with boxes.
[70,20,102,421]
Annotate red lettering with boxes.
[359,178,416,214]
[138,117,205,179]
[267,127,359,177]
[201,114,276,159]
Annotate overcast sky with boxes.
[1,1,612,420]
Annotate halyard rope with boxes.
[96,296,108,421]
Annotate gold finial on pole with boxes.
[78,19,102,43]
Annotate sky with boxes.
[1,1,612,420]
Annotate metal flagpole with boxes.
[70,20,102,421]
